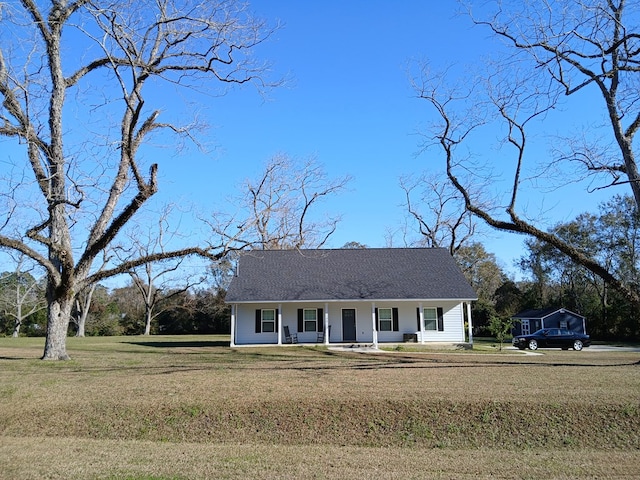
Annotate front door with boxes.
[342,309,356,342]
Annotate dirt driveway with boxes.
[584,344,640,352]
[505,344,640,354]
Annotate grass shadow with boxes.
[124,340,230,349]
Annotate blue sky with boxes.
[153,3,503,253]
[1,1,621,281]
[147,1,616,278]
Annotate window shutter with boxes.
[317,308,324,332]
[437,307,444,332]
[392,308,399,331]
[276,309,279,331]
[374,308,379,330]
[255,309,261,333]
[416,308,420,330]
[297,309,303,332]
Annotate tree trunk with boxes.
[13,297,23,337]
[42,296,72,360]
[144,309,152,335]
[76,315,86,337]
[74,284,95,338]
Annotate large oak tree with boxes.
[416,0,640,310]
[0,0,276,359]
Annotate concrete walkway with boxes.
[328,344,379,353]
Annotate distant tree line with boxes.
[0,281,229,338]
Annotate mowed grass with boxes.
[0,335,639,479]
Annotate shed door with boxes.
[342,309,356,342]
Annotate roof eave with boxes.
[226,297,478,304]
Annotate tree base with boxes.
[41,352,71,361]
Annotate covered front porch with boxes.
[229,301,474,347]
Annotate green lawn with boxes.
[1,335,639,479]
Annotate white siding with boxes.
[235,304,277,345]
[233,300,467,345]
[417,302,465,343]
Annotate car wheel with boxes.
[528,339,538,350]
[573,340,583,351]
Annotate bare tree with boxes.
[415,0,640,308]
[72,282,97,337]
[0,256,46,337]
[72,249,111,337]
[0,0,276,359]
[400,173,475,255]
[129,258,200,335]
[240,154,351,249]
[209,254,237,292]
[202,152,350,299]
[123,207,204,335]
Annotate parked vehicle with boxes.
[512,328,591,351]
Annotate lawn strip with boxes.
[2,436,640,480]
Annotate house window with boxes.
[423,308,437,330]
[262,309,275,333]
[559,320,568,330]
[378,308,393,331]
[521,319,530,335]
[304,309,317,332]
[298,308,323,333]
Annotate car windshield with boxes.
[532,329,553,336]
[531,328,572,336]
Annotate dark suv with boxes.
[512,328,590,351]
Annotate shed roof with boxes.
[225,248,477,303]
[513,307,585,319]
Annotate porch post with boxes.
[230,304,236,347]
[324,302,329,345]
[277,304,282,345]
[371,302,378,348]
[466,302,473,347]
[419,302,425,344]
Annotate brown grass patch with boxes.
[1,335,639,478]
[2,437,640,479]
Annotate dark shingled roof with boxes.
[513,307,584,319]
[226,248,477,302]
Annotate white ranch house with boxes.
[226,248,477,347]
